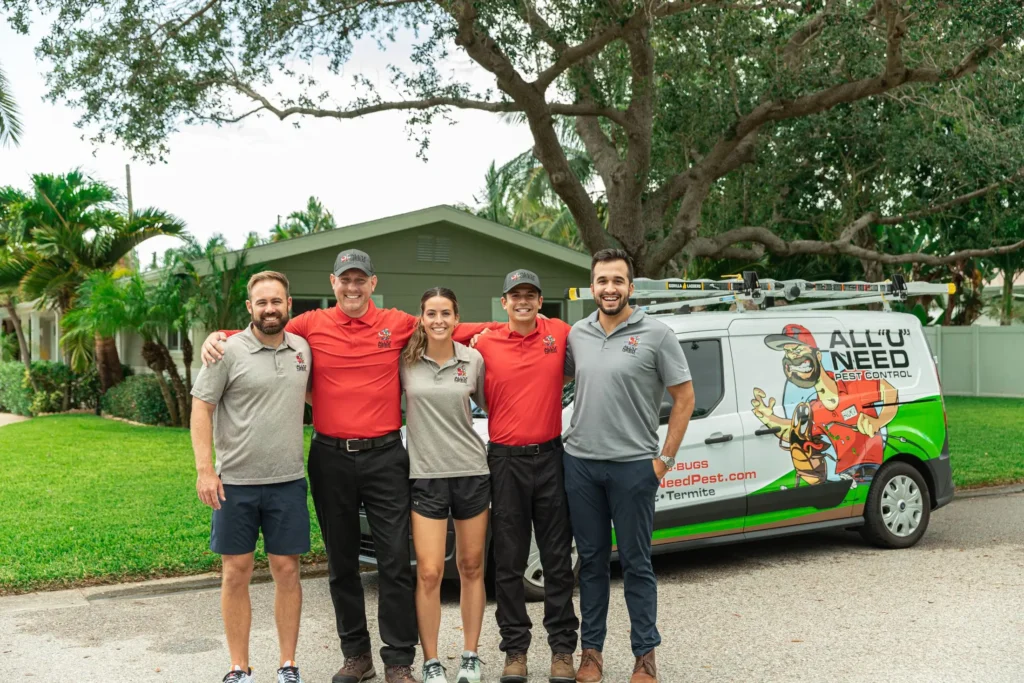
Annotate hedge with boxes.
[101,374,172,426]
[0,362,33,416]
[0,361,130,416]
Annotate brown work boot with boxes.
[630,649,658,683]
[332,652,376,683]
[575,649,603,683]
[500,651,528,683]
[550,652,576,682]
[383,664,416,683]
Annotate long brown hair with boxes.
[402,287,459,366]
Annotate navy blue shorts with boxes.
[210,478,311,556]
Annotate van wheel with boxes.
[524,532,581,603]
[860,462,931,549]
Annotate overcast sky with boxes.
[0,22,537,268]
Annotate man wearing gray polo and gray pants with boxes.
[563,249,695,683]
[191,271,312,683]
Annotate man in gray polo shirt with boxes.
[191,271,312,683]
[563,249,695,683]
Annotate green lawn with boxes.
[945,396,1024,489]
[0,397,1021,594]
[0,415,324,594]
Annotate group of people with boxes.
[190,247,696,683]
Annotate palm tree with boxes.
[64,271,186,425]
[0,187,35,386]
[0,63,23,148]
[269,196,337,242]
[0,171,186,392]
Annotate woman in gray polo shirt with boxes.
[400,287,489,683]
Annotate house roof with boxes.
[183,205,591,277]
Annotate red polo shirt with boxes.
[460,317,572,446]
[809,375,885,474]
[228,302,491,439]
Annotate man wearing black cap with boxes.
[202,248,497,683]
[459,269,579,683]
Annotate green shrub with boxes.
[0,361,32,416]
[101,374,171,425]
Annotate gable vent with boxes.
[417,235,451,262]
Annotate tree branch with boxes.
[221,80,620,121]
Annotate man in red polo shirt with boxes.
[202,249,493,683]
[458,270,578,683]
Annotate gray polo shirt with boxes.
[400,342,488,478]
[191,325,312,485]
[563,308,691,462]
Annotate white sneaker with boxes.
[222,666,254,683]
[456,652,482,683]
[277,662,303,683]
[422,658,448,683]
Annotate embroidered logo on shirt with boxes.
[622,335,640,355]
[543,335,558,355]
[454,365,469,383]
[295,351,307,372]
[378,328,392,349]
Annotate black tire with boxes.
[860,461,931,549]
[523,549,581,603]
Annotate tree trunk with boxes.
[1001,271,1014,326]
[2,297,36,391]
[160,344,190,428]
[142,340,179,426]
[182,334,194,397]
[94,333,125,393]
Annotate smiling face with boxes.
[502,284,542,325]
[421,295,459,344]
[330,269,377,317]
[591,259,634,317]
[782,343,823,388]
[246,280,291,335]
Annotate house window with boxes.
[416,235,451,262]
[167,327,183,352]
[291,298,330,316]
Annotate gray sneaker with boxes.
[422,658,448,683]
[456,652,482,683]
[222,667,255,683]
[277,664,303,683]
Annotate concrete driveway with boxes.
[2,491,1022,682]
[0,412,29,427]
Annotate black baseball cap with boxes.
[502,269,542,295]
[333,249,374,276]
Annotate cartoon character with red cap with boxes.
[751,324,899,483]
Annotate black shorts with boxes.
[210,477,311,556]
[411,475,490,521]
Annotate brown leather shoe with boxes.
[332,652,376,683]
[630,649,658,683]
[550,652,576,682]
[500,651,528,683]
[576,649,603,683]
[383,664,416,683]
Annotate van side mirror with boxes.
[659,401,673,424]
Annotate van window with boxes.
[660,339,725,421]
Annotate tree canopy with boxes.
[6,0,1024,274]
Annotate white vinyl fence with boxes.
[922,327,1024,398]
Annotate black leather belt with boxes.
[487,436,562,457]
[313,430,402,452]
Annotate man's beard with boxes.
[597,294,628,317]
[254,312,288,335]
[784,351,822,389]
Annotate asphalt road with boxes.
[2,491,1022,682]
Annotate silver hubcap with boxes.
[881,474,923,538]
[525,531,579,591]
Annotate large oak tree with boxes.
[6,0,1024,275]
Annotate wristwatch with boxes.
[657,453,675,471]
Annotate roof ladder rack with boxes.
[565,271,955,314]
